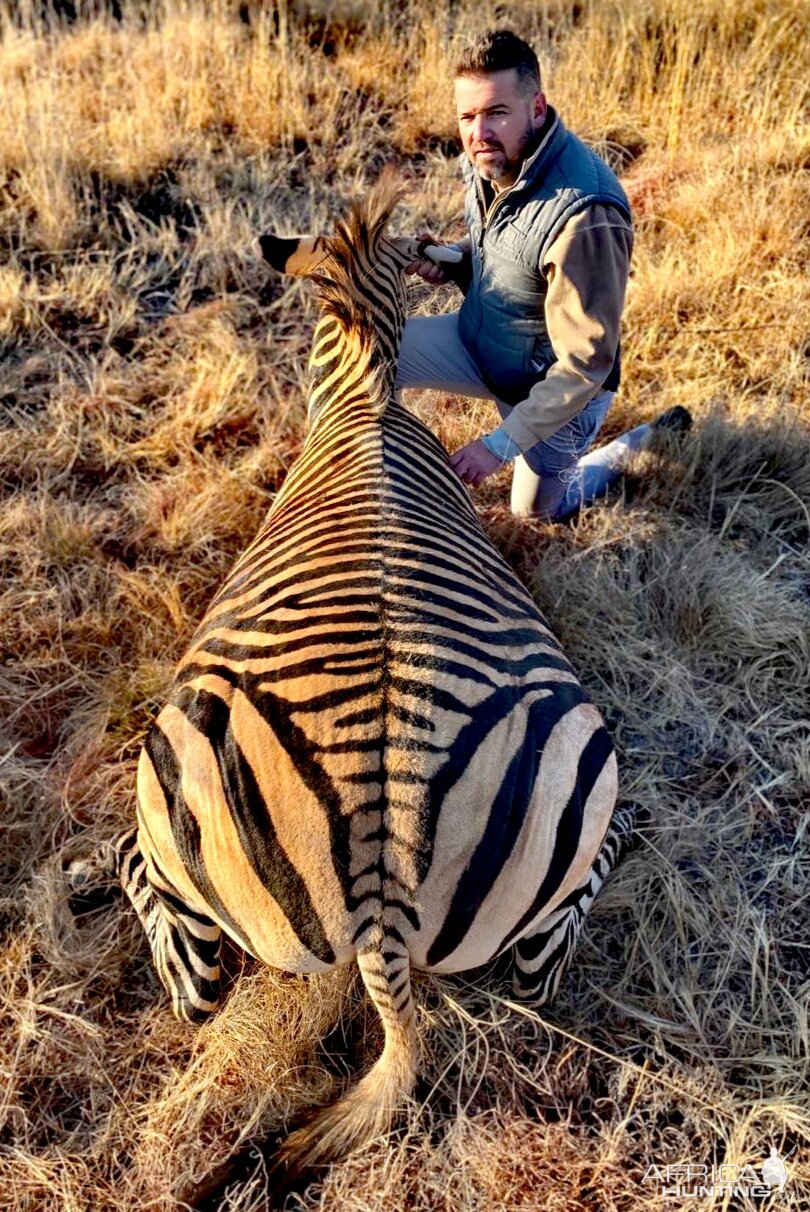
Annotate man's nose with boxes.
[471,114,492,144]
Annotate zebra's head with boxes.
[259,183,461,424]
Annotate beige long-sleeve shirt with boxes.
[483,203,633,454]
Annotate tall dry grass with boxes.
[1,0,808,1208]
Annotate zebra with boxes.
[69,182,639,1194]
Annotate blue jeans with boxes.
[394,312,632,521]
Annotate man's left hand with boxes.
[449,439,503,487]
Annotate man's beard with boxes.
[474,120,539,182]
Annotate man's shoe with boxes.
[651,405,693,434]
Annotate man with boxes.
[398,29,685,520]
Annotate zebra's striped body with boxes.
[95,186,634,1184]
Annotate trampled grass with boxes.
[1,1,808,1208]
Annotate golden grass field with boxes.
[1,0,809,1207]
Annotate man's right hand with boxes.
[405,232,452,285]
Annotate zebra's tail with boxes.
[274,943,419,1179]
[179,945,418,1208]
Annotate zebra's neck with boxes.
[306,314,398,434]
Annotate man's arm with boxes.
[490,204,633,453]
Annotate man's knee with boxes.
[509,456,542,517]
[510,466,573,521]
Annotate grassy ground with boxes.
[1,0,808,1208]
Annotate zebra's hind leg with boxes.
[68,828,223,1024]
[512,803,643,1006]
[114,828,223,1024]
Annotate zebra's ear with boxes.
[258,234,331,277]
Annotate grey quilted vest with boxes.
[458,108,631,404]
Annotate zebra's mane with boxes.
[309,183,405,419]
[313,180,404,326]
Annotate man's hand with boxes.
[405,231,451,286]
[449,439,503,487]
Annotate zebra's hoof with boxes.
[64,846,120,916]
[627,801,653,838]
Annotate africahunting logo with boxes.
[642,1146,790,1199]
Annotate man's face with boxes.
[455,69,547,187]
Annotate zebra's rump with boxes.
[136,637,615,978]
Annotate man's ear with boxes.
[258,234,331,277]
[533,91,548,126]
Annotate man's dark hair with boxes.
[454,30,541,93]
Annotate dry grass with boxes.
[1,0,808,1208]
